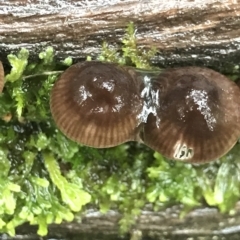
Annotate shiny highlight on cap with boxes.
[0,62,4,93]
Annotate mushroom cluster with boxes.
[50,61,240,163]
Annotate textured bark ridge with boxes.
[1,0,240,70]
[15,204,240,240]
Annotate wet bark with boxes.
[1,1,240,239]
[12,203,240,240]
[1,0,240,72]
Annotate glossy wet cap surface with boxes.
[0,61,4,93]
[50,61,143,148]
[142,67,240,163]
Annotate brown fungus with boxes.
[50,61,143,148]
[0,61,4,93]
[141,67,240,163]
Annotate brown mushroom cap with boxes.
[0,61,4,93]
[50,61,143,148]
[141,67,240,163]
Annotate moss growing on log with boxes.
[0,22,240,237]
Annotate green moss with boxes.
[98,22,157,69]
[0,22,240,237]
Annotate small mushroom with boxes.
[50,61,143,148]
[0,61,4,93]
[141,67,240,163]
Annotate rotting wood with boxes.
[12,203,240,240]
[0,0,240,71]
[1,1,240,239]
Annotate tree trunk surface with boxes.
[1,1,240,239]
[11,203,240,240]
[0,0,240,71]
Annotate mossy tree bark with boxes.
[0,0,240,71]
[1,1,240,239]
[15,204,240,240]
